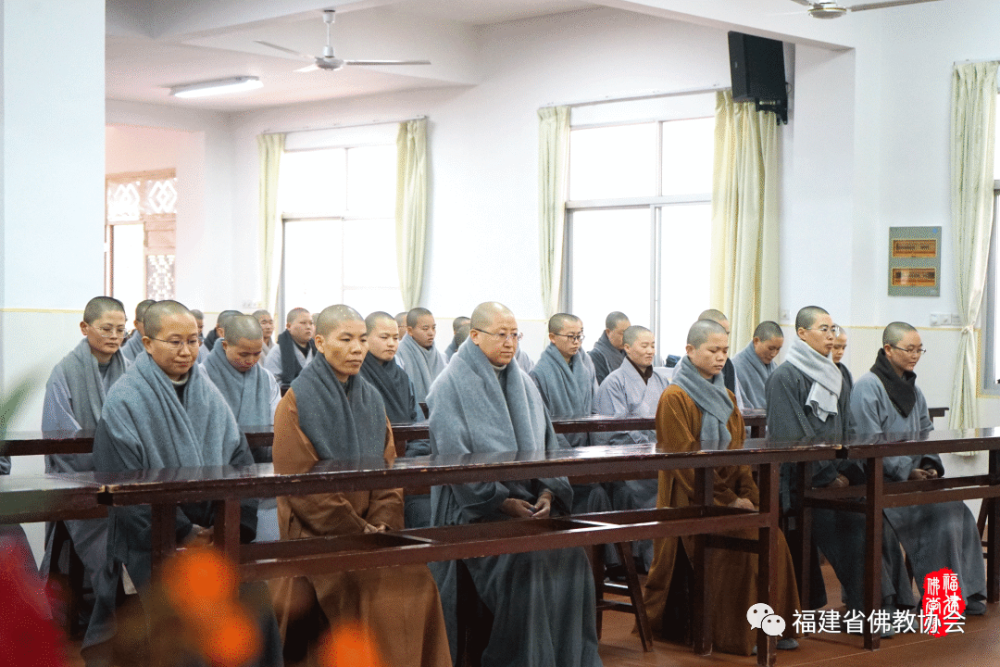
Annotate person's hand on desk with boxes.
[531,492,553,518]
[827,475,850,489]
[728,497,755,511]
[363,523,387,534]
[909,468,939,481]
[182,525,213,548]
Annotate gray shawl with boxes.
[427,338,572,525]
[397,334,447,403]
[202,341,274,427]
[671,355,733,450]
[290,355,386,462]
[94,351,256,583]
[120,331,145,362]
[51,338,128,430]
[589,331,625,385]
[529,343,596,448]
[731,342,772,409]
[785,337,842,422]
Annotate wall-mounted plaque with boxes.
[888,227,940,296]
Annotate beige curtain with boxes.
[949,61,998,429]
[710,90,781,347]
[396,119,428,310]
[257,133,285,317]
[538,106,571,319]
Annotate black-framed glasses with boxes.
[150,337,200,352]
[91,325,128,339]
[890,345,927,356]
[473,329,523,343]
[553,333,585,343]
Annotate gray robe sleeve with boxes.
[261,345,283,383]
[42,365,82,432]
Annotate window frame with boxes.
[982,185,1000,395]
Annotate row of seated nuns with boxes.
[4,293,989,666]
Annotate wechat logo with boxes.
[747,603,786,637]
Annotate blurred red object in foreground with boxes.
[161,548,261,667]
[0,536,66,667]
[319,622,386,667]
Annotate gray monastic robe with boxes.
[202,342,281,542]
[589,331,625,386]
[41,338,129,596]
[196,343,209,364]
[396,334,447,404]
[593,358,671,570]
[90,352,281,666]
[444,339,458,362]
[261,339,315,386]
[765,361,915,612]
[514,346,534,374]
[732,342,774,409]
[119,330,144,363]
[427,339,601,667]
[851,372,986,603]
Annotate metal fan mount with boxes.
[789,0,941,19]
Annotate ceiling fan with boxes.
[789,0,941,19]
[256,9,430,73]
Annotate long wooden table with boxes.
[58,441,842,666]
[0,474,104,524]
[802,428,1000,650]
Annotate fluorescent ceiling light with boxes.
[169,76,263,99]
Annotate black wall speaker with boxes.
[728,31,788,124]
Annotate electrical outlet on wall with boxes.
[780,309,789,321]
[930,314,940,326]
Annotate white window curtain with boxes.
[949,61,998,429]
[710,90,781,348]
[538,106,570,319]
[396,119,428,310]
[258,133,285,317]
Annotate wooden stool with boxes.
[589,542,653,651]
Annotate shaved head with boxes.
[452,316,471,333]
[84,297,126,325]
[605,311,629,330]
[687,319,728,348]
[795,306,829,331]
[216,309,243,334]
[316,304,364,337]
[471,302,514,330]
[190,309,204,321]
[548,313,581,334]
[144,300,193,339]
[407,307,433,328]
[623,325,651,347]
[286,307,310,326]
[698,309,728,324]
[135,299,156,321]
[883,321,917,347]
[365,310,397,336]
[224,315,263,345]
[753,321,783,342]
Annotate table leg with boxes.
[150,503,176,574]
[692,467,712,656]
[863,456,883,651]
[757,462,778,667]
[988,450,999,603]
[213,498,241,563]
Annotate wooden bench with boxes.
[801,428,1000,651]
[59,441,842,666]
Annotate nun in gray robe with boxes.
[202,341,281,542]
[765,337,915,614]
[88,352,281,666]
[41,338,129,600]
[119,330,145,363]
[514,345,535,374]
[593,357,672,570]
[851,351,986,609]
[731,342,774,409]
[396,333,447,404]
[262,331,317,387]
[589,331,625,386]
[427,339,601,667]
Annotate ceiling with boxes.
[106,0,595,112]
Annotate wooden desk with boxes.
[803,428,1000,651]
[0,474,104,524]
[72,442,841,666]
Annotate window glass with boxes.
[347,146,396,216]
[658,203,713,357]
[280,149,347,216]
[661,118,714,196]
[283,219,344,311]
[569,123,657,200]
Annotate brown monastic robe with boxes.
[270,388,451,667]
[641,384,800,656]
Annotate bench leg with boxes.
[588,544,605,639]
[692,467,712,656]
[988,451,1000,603]
[863,457,883,651]
[149,503,176,574]
[213,498,241,562]
[757,462,778,667]
[615,541,653,652]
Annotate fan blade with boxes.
[789,0,816,6]
[849,0,939,11]
[343,59,431,66]
[255,41,315,61]
[295,64,320,73]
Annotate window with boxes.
[564,107,714,359]
[982,98,1000,391]
[280,140,401,317]
[105,170,178,312]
